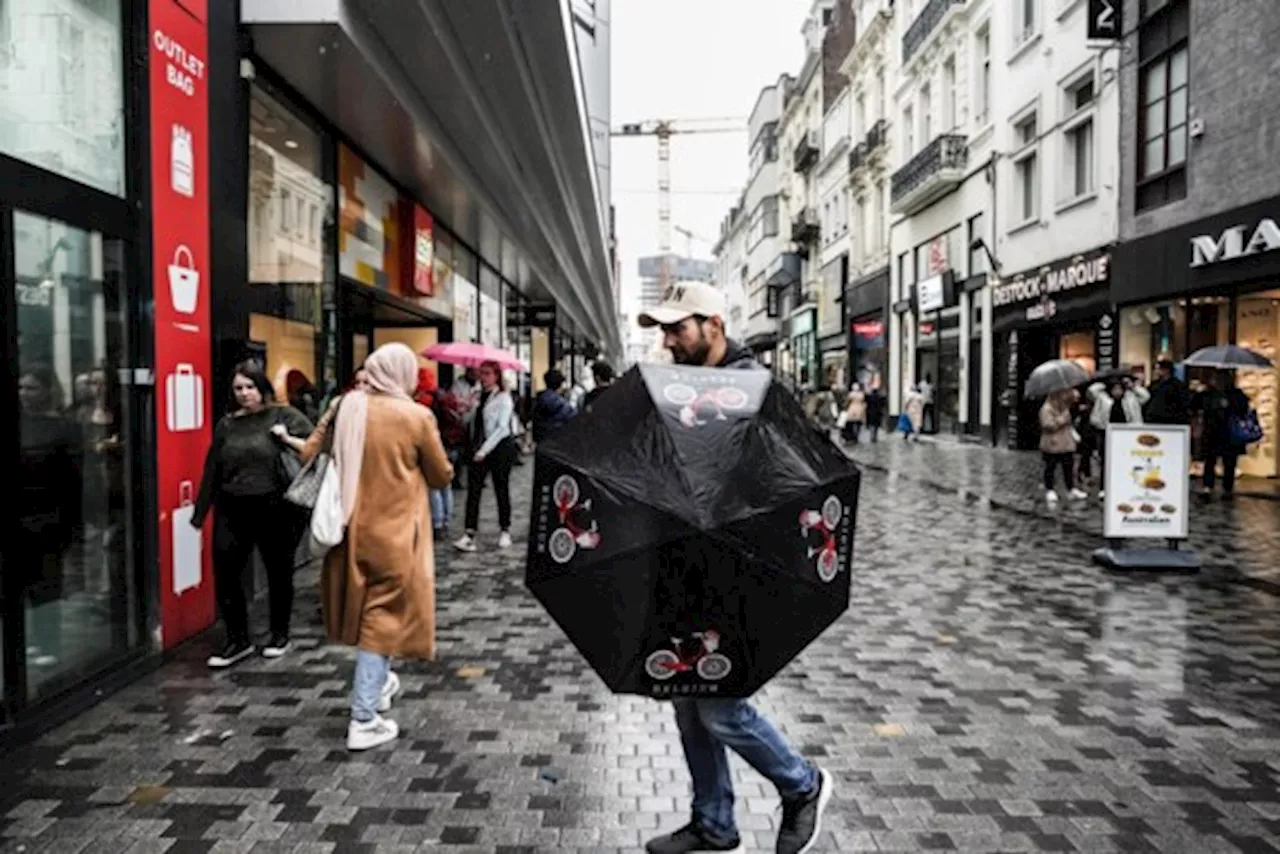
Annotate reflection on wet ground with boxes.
[2,453,1280,852]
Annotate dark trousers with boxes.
[464,440,515,533]
[1042,452,1075,491]
[1203,448,1240,494]
[212,494,305,644]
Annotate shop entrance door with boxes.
[1014,331,1057,451]
[2,205,150,723]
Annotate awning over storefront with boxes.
[242,0,620,356]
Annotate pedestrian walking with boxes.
[413,367,455,537]
[636,280,832,854]
[193,362,313,669]
[918,373,935,434]
[1192,371,1253,498]
[1039,389,1087,505]
[454,361,518,553]
[1144,358,1191,425]
[582,360,616,413]
[1072,387,1098,483]
[865,385,885,442]
[532,369,576,443]
[1088,376,1149,498]
[297,343,454,751]
[900,384,925,442]
[841,382,867,444]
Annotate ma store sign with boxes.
[1190,217,1280,268]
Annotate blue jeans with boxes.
[673,698,817,840]
[430,487,454,531]
[351,649,389,722]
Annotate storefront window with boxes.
[247,84,335,416]
[1120,300,1187,384]
[0,0,126,196]
[1236,290,1279,479]
[452,242,478,342]
[851,316,886,391]
[1060,330,1096,375]
[13,210,139,698]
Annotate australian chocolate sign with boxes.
[992,247,1111,317]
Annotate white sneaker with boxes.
[498,531,513,549]
[453,534,477,553]
[1070,488,1088,500]
[347,715,399,751]
[378,671,401,713]
[1098,490,1106,499]
[1045,490,1059,505]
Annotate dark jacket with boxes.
[194,405,314,525]
[1194,387,1250,449]
[1145,376,1191,425]
[532,389,575,443]
[716,339,761,370]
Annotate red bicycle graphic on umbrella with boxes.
[799,496,843,582]
[548,475,601,565]
[663,383,750,428]
[645,630,733,681]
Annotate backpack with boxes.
[433,393,466,448]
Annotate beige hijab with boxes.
[331,343,418,522]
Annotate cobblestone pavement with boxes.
[4,454,1280,853]
[846,437,1280,589]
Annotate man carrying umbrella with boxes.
[636,280,833,854]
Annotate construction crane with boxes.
[674,225,717,259]
[612,118,745,292]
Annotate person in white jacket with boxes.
[1088,378,1150,497]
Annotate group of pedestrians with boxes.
[1039,358,1260,504]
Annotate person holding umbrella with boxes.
[636,280,832,854]
[1039,389,1087,505]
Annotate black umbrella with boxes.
[526,363,860,699]
[1183,345,1273,369]
[1024,359,1091,398]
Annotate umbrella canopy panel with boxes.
[1183,345,1274,369]
[1024,359,1091,398]
[526,364,861,698]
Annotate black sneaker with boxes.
[776,767,833,854]
[645,823,743,853]
[207,641,254,669]
[261,634,291,659]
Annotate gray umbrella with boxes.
[1182,345,1273,369]
[1024,359,1091,399]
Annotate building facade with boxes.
[1112,0,1280,482]
[742,77,793,369]
[1,0,613,738]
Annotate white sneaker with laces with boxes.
[1098,490,1106,499]
[378,671,401,713]
[453,534,477,553]
[1070,488,1088,500]
[498,531,513,549]
[347,715,399,751]
[1046,490,1059,505]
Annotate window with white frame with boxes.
[903,105,915,158]
[975,26,991,127]
[1012,108,1039,225]
[1061,71,1097,202]
[1015,0,1039,47]
[942,56,957,132]
[920,83,933,145]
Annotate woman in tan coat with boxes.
[288,343,453,751]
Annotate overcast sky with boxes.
[611,0,812,317]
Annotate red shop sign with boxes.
[150,0,215,647]
[852,320,884,337]
[412,205,435,296]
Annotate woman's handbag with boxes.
[275,411,302,487]
[285,398,341,509]
[309,459,345,549]
[1230,410,1264,447]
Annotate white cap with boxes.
[637,281,728,328]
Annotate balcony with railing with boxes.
[790,207,821,247]
[890,134,969,215]
[793,132,820,173]
[849,120,888,174]
[903,0,965,65]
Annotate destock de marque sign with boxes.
[992,249,1111,321]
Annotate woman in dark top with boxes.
[193,362,313,668]
[1192,370,1251,497]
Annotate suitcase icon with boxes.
[172,480,202,595]
[166,364,204,432]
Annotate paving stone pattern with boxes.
[4,452,1280,853]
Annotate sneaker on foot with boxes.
[1098,489,1106,499]
[645,823,743,853]
[1069,488,1088,500]
[1045,490,1059,505]
[378,671,402,713]
[453,534,477,553]
[498,531,513,549]
[347,715,399,751]
[261,634,291,659]
[776,767,833,854]
[207,641,254,669]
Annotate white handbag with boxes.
[309,458,345,549]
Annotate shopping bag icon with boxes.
[166,364,204,432]
[172,481,202,594]
[168,245,199,315]
[171,124,194,197]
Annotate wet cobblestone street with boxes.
[3,450,1280,853]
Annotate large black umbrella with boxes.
[1024,359,1091,398]
[1183,345,1273,369]
[526,364,860,698]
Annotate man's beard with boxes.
[670,334,712,366]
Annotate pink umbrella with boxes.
[422,341,529,372]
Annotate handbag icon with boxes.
[172,481,202,595]
[169,245,200,315]
[166,364,204,432]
